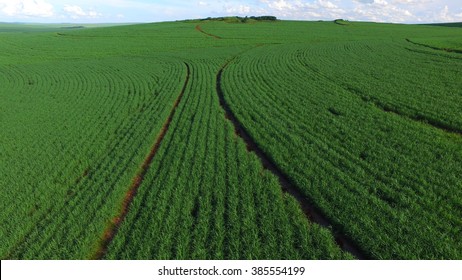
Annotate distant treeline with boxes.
[334,19,350,25]
[186,16,278,23]
[61,26,85,29]
[425,22,462,28]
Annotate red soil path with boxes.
[216,57,368,260]
[195,24,222,39]
[90,63,191,259]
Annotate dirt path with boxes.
[346,85,462,137]
[406,38,462,54]
[90,63,191,259]
[367,97,462,136]
[195,24,222,39]
[216,57,368,260]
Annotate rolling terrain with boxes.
[1,19,461,259]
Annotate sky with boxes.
[0,0,461,24]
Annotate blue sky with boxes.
[0,0,461,23]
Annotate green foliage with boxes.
[334,19,350,25]
[184,16,277,24]
[1,19,461,260]
[426,22,462,28]
[1,56,187,259]
[105,61,346,259]
[220,28,462,259]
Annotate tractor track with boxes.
[195,25,222,39]
[406,38,462,54]
[90,62,191,259]
[300,54,462,137]
[216,57,369,260]
[342,85,462,137]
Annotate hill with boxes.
[1,19,461,260]
[426,22,462,27]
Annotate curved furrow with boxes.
[216,54,367,259]
[219,41,462,259]
[103,56,348,260]
[239,43,462,204]
[3,57,187,259]
[91,62,191,259]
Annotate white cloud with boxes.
[1,0,461,24]
[63,5,86,17]
[0,0,54,18]
[354,0,389,6]
[391,0,427,4]
[318,0,338,10]
[224,5,252,15]
[63,5,102,19]
[351,0,418,22]
[350,0,462,23]
[257,0,346,20]
[436,5,456,22]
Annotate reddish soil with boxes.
[90,63,191,259]
[216,58,368,260]
[195,24,222,39]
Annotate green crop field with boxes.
[1,19,461,260]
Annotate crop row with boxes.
[1,56,187,258]
[292,40,462,133]
[220,42,462,259]
[104,60,350,259]
[3,20,462,260]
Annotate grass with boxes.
[1,19,461,260]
